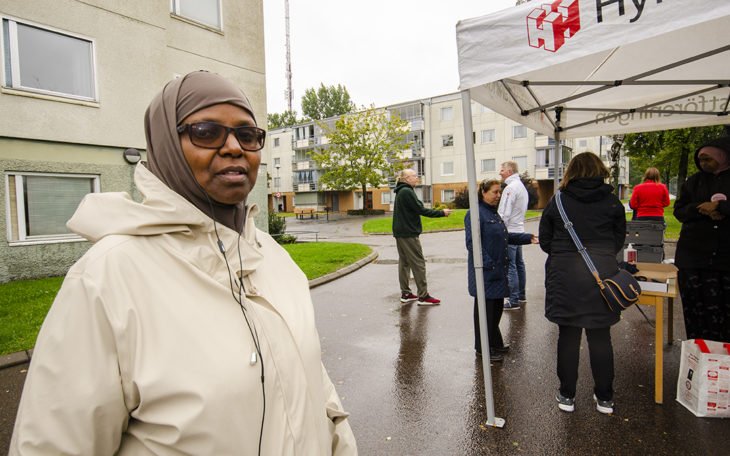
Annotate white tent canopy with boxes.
[457,0,730,138]
[454,0,730,427]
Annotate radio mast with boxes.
[284,0,292,112]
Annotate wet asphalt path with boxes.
[307,216,728,455]
[2,216,728,455]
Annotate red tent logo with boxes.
[527,0,581,52]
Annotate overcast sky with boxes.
[263,0,517,115]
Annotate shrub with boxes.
[453,186,470,209]
[520,172,539,209]
[268,211,286,236]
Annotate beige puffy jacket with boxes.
[10,165,357,455]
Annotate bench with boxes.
[294,207,318,220]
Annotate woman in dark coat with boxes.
[674,137,730,343]
[539,152,626,414]
[465,179,535,362]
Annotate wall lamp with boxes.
[123,148,142,164]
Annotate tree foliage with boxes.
[311,106,409,200]
[623,126,725,196]
[267,110,300,130]
[301,83,355,120]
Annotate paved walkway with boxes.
[2,215,726,455]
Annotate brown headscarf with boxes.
[144,71,257,232]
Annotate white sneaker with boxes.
[593,394,614,414]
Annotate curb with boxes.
[0,251,380,371]
[309,250,379,288]
[0,349,32,370]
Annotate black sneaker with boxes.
[400,292,418,303]
[556,392,575,412]
[493,345,510,353]
[503,301,521,311]
[489,351,504,362]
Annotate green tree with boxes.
[267,110,299,130]
[311,106,409,200]
[623,126,725,196]
[301,83,355,120]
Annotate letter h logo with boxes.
[527,0,581,52]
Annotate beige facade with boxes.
[0,0,267,282]
[267,91,629,211]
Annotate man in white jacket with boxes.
[498,161,529,311]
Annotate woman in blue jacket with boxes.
[465,179,536,362]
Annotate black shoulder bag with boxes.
[555,191,640,312]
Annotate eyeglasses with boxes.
[177,122,266,151]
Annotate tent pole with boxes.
[553,107,563,193]
[460,90,505,428]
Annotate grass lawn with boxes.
[0,242,371,356]
[363,208,543,234]
[283,242,372,280]
[0,276,64,356]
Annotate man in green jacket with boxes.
[393,169,452,305]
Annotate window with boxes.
[273,177,281,188]
[2,18,96,100]
[6,172,100,243]
[381,192,393,205]
[441,134,454,147]
[274,157,281,166]
[481,159,495,173]
[442,189,455,203]
[440,106,453,121]
[171,0,222,29]
[481,129,495,143]
[441,161,454,176]
[512,125,527,139]
[513,156,528,173]
[579,139,588,147]
[274,138,280,148]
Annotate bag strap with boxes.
[554,191,604,288]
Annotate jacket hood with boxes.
[694,136,730,172]
[395,182,412,193]
[563,177,613,203]
[67,164,259,243]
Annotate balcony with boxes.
[292,136,325,149]
[534,165,564,180]
[535,135,556,148]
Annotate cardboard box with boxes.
[633,262,678,297]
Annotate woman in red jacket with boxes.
[629,167,670,221]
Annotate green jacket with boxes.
[392,182,445,238]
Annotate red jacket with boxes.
[630,180,670,217]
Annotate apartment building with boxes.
[0,0,267,283]
[267,91,629,213]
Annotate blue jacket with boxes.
[465,200,533,298]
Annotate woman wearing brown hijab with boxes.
[10,71,357,455]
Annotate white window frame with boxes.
[481,158,496,173]
[274,138,280,148]
[512,125,527,139]
[441,161,454,176]
[481,129,495,144]
[513,156,528,174]
[5,171,100,245]
[1,16,98,102]
[442,189,455,203]
[171,0,223,30]
[381,191,393,205]
[440,106,453,121]
[441,134,454,147]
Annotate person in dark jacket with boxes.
[392,169,452,305]
[674,137,730,343]
[465,179,535,362]
[539,152,626,415]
